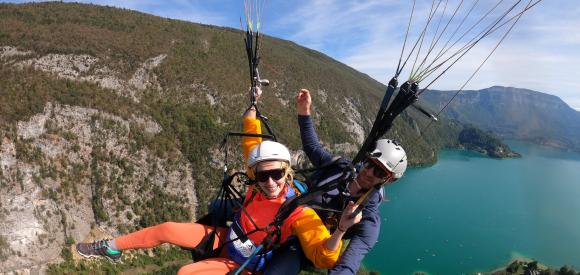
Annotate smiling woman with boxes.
[254,161,288,198]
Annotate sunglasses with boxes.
[255,168,286,182]
[364,160,390,178]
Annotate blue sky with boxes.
[3,0,579,110]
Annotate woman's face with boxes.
[254,160,287,198]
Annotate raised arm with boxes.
[296,89,334,166]
[242,87,263,160]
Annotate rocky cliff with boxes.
[0,101,197,273]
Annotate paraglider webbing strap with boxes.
[353,80,417,164]
[232,164,354,274]
[256,110,277,142]
[348,184,383,219]
[294,156,347,187]
[223,131,274,141]
[189,232,218,261]
[294,156,343,175]
[189,174,238,260]
[194,226,265,265]
[246,101,278,142]
[189,172,266,262]
[191,225,266,262]
[273,165,355,227]
[353,79,397,164]
[244,22,275,141]
[306,203,343,214]
[230,224,281,274]
[290,157,354,223]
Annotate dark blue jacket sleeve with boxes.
[330,194,382,275]
[298,115,334,167]
[299,114,382,274]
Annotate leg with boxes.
[76,222,227,261]
[177,258,251,275]
[116,222,227,250]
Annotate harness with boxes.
[225,184,298,271]
[296,157,387,229]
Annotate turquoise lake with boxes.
[364,141,580,274]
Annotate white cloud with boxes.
[301,0,580,108]
[270,0,407,58]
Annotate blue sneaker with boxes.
[76,239,122,262]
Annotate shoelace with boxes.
[91,240,108,250]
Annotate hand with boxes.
[244,86,262,118]
[249,86,262,103]
[338,201,362,232]
[296,89,311,116]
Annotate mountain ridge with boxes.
[422,85,580,152]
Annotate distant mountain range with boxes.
[422,86,580,152]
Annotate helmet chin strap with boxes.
[349,178,361,193]
[382,174,394,184]
[350,174,393,212]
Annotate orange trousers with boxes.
[115,222,251,275]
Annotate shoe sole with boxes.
[76,248,122,263]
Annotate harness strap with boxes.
[231,217,250,243]
[189,232,218,261]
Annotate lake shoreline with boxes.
[412,139,530,168]
[486,257,578,275]
[364,141,580,274]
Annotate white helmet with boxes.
[370,139,407,179]
[247,141,291,167]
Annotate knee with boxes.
[158,221,178,229]
[155,222,180,237]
